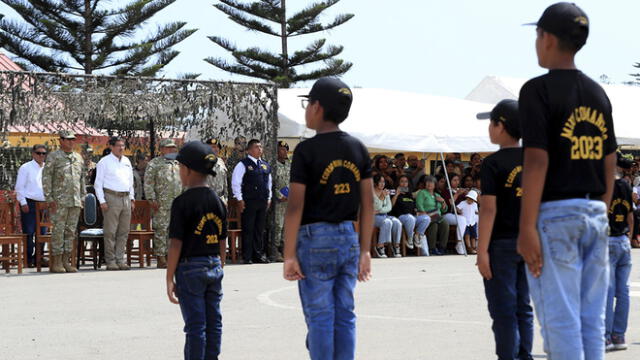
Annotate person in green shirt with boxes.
[416,176,450,255]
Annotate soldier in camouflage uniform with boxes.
[42,131,86,273]
[270,141,291,262]
[226,136,246,191]
[82,145,96,186]
[205,139,228,204]
[144,139,182,268]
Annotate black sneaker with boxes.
[392,246,402,258]
[375,247,387,258]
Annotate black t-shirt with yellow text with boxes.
[169,187,227,258]
[609,179,633,237]
[290,131,372,225]
[481,147,523,240]
[520,70,617,201]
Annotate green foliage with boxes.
[207,0,353,88]
[631,62,640,85]
[0,0,196,76]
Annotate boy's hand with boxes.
[167,279,179,304]
[283,258,304,281]
[358,252,372,282]
[476,251,492,280]
[517,227,543,278]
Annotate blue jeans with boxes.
[605,235,632,341]
[297,221,360,360]
[374,214,401,245]
[397,214,431,238]
[175,256,224,360]
[19,199,40,264]
[484,239,534,360]
[526,199,609,360]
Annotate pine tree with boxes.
[631,61,640,84]
[0,0,196,76]
[207,0,353,88]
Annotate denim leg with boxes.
[415,215,431,234]
[611,238,632,337]
[333,243,359,360]
[374,215,392,244]
[298,243,339,360]
[205,265,224,360]
[516,259,534,358]
[581,212,609,359]
[177,267,208,360]
[20,200,37,264]
[605,238,620,339]
[398,214,416,239]
[390,217,402,245]
[528,212,584,360]
[484,242,520,360]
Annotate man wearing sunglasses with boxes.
[15,144,48,267]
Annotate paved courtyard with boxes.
[2,250,639,360]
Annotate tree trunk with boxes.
[83,0,93,74]
[280,0,289,88]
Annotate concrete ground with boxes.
[1,250,639,360]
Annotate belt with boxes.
[543,192,602,202]
[104,188,130,197]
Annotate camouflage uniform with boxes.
[272,158,291,256]
[144,154,181,256]
[206,158,228,203]
[85,160,96,185]
[42,149,86,256]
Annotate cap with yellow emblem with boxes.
[174,141,217,176]
[299,77,353,119]
[277,140,289,151]
[525,2,589,48]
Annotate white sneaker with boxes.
[393,246,402,258]
[406,235,414,249]
[413,233,421,247]
[455,241,465,255]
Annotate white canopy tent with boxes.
[466,76,640,145]
[278,88,496,153]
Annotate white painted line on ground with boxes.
[631,291,640,298]
[631,282,640,287]
[256,285,489,326]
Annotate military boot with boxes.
[62,253,78,273]
[157,256,167,269]
[50,255,66,273]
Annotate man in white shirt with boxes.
[15,144,47,267]
[231,139,272,264]
[94,137,135,270]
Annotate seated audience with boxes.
[391,175,430,255]
[373,174,402,258]
[416,176,450,255]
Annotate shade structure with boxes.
[278,88,495,153]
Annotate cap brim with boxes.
[297,94,310,98]
[476,112,491,120]
[522,22,538,26]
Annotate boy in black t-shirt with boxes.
[604,154,634,352]
[476,100,534,360]
[518,3,617,359]
[282,77,374,360]
[166,141,227,360]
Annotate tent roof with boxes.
[466,75,640,145]
[278,88,495,153]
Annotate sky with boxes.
[1,0,639,98]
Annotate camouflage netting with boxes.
[0,70,278,190]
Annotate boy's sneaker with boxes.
[375,246,387,258]
[392,246,402,258]
[611,335,627,351]
[605,338,615,352]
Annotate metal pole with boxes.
[439,152,467,256]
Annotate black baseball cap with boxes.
[299,77,353,119]
[477,99,521,139]
[174,141,217,176]
[525,2,589,48]
[617,152,633,170]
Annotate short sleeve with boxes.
[603,94,617,155]
[519,80,550,150]
[168,197,185,240]
[290,143,309,185]
[360,142,372,179]
[480,156,498,196]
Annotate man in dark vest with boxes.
[231,139,272,264]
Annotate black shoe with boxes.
[243,260,253,265]
[255,256,271,264]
